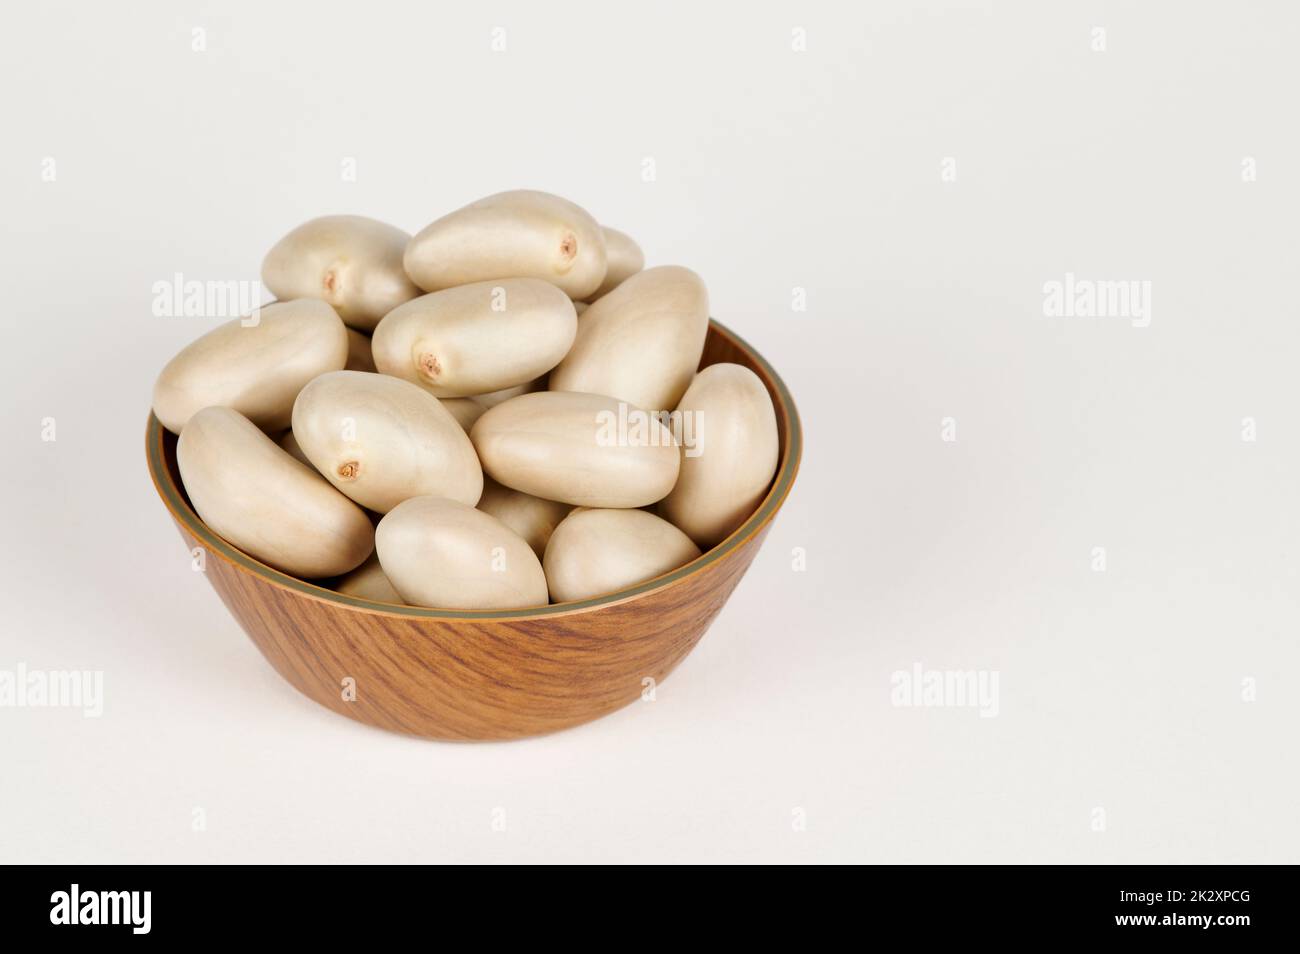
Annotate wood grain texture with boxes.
[147,319,801,740]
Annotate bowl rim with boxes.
[146,317,802,620]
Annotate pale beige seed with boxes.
[291,370,483,514]
[371,278,576,398]
[404,190,607,300]
[660,363,779,548]
[549,265,708,412]
[262,215,421,332]
[152,299,348,435]
[177,407,373,578]
[376,496,548,610]
[335,553,405,605]
[590,225,645,299]
[477,477,572,559]
[470,391,680,508]
[544,508,701,603]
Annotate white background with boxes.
[2,1,1297,863]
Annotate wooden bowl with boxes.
[146,319,802,740]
